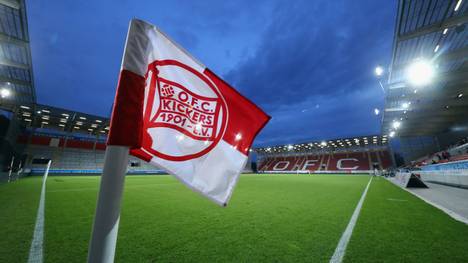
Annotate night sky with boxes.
[27,0,396,147]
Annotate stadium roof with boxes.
[382,0,467,137]
[16,103,110,136]
[255,134,388,154]
[0,0,36,109]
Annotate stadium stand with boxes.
[16,127,257,175]
[256,135,393,173]
[258,150,392,173]
[15,127,165,174]
[412,137,468,167]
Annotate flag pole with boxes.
[87,145,129,263]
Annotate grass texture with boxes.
[0,174,467,262]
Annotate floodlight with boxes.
[402,102,410,109]
[406,59,434,86]
[320,141,327,146]
[457,93,463,98]
[374,108,380,115]
[392,121,401,129]
[374,66,384,77]
[287,145,293,150]
[389,131,395,137]
[0,88,11,98]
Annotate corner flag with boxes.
[109,19,270,205]
[88,19,269,263]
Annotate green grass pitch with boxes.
[1,174,467,262]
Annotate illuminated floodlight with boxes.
[434,45,440,53]
[0,88,11,98]
[457,93,463,98]
[392,121,401,129]
[320,141,327,147]
[402,102,410,109]
[443,28,448,35]
[389,131,396,138]
[374,66,384,77]
[406,59,434,86]
[287,145,293,150]
[374,108,380,115]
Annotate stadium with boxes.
[1,0,468,262]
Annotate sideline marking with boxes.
[28,161,51,263]
[330,176,373,263]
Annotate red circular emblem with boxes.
[141,60,228,161]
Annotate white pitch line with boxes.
[28,161,51,263]
[330,176,373,263]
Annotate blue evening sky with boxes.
[26,0,396,147]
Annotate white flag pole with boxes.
[8,156,14,183]
[87,145,129,263]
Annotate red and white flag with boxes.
[108,19,270,206]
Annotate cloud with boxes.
[27,0,395,146]
[224,0,395,145]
